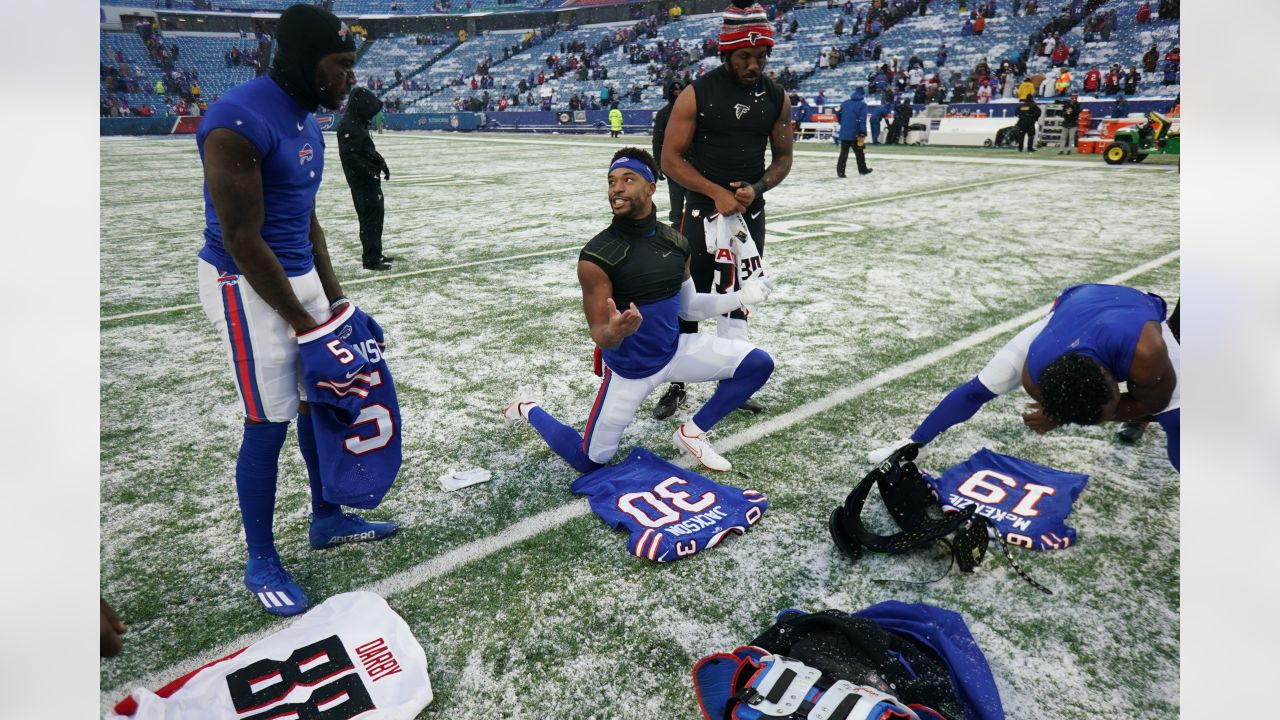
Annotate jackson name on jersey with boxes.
[571,448,767,562]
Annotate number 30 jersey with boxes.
[108,592,432,720]
[570,447,768,562]
[924,449,1089,551]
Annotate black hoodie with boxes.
[337,86,388,184]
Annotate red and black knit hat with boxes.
[719,0,774,52]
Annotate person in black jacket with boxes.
[337,86,392,270]
[1058,94,1081,154]
[651,78,687,224]
[886,96,912,144]
[1016,94,1041,152]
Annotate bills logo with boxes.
[316,114,335,130]
[337,325,354,341]
[298,143,315,165]
[733,103,750,120]
[217,273,238,288]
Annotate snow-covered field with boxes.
[100,131,1179,718]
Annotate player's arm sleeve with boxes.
[679,278,741,321]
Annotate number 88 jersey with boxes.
[570,448,768,562]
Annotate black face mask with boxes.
[268,4,355,110]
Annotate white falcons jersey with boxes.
[107,592,431,720]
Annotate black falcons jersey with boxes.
[686,64,784,207]
[580,215,690,309]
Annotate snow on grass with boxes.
[101,133,1177,718]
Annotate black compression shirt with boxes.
[685,64,784,208]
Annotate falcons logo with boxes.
[733,103,750,119]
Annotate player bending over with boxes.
[504,148,776,473]
[870,284,1181,471]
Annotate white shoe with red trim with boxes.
[673,422,732,472]
[502,388,539,426]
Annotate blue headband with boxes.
[609,157,655,183]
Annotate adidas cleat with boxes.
[673,423,732,472]
[244,554,309,617]
[309,512,399,550]
[502,388,539,425]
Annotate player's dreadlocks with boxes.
[610,147,658,179]
[1038,353,1113,426]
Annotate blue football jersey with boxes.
[302,307,402,509]
[570,448,767,562]
[197,75,323,277]
[924,449,1088,550]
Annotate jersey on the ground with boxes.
[570,447,767,561]
[197,75,322,277]
[109,592,431,720]
[925,449,1089,550]
[299,306,403,509]
[1026,283,1167,383]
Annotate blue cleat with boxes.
[309,512,399,550]
[244,554,309,617]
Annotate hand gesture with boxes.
[1022,402,1062,434]
[729,181,757,208]
[715,188,748,217]
[606,298,643,340]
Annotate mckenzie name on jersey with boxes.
[109,592,432,720]
[924,449,1088,550]
[570,447,767,562]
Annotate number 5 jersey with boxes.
[570,447,768,562]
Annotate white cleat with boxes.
[673,423,732,472]
[867,437,914,465]
[502,388,538,426]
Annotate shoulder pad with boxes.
[581,229,630,267]
[658,224,689,254]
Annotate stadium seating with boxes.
[102,1,1178,117]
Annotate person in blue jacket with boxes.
[835,87,873,177]
[869,90,893,144]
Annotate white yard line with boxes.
[101,249,1179,709]
[100,167,1080,323]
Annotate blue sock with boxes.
[910,376,998,445]
[1156,408,1179,472]
[527,406,603,474]
[236,421,289,558]
[692,349,774,430]
[297,410,339,518]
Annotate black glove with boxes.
[382,166,391,181]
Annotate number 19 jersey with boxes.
[570,447,768,562]
[924,449,1089,551]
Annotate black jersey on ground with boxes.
[685,64,784,210]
